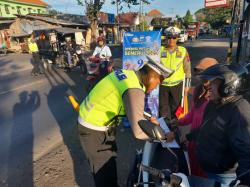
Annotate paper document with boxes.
[158,117,180,148]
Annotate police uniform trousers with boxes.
[78,123,118,187]
[31,52,44,74]
[159,82,183,120]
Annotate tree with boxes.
[77,0,104,44]
[183,10,194,26]
[76,0,151,43]
[195,7,232,28]
[136,20,149,31]
[176,15,184,29]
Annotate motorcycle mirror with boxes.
[138,120,165,140]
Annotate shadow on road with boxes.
[7,91,40,187]
[45,66,93,186]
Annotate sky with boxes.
[43,0,204,17]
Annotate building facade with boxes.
[0,0,48,18]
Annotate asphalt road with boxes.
[0,38,237,187]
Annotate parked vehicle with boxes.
[33,27,86,73]
[179,30,188,43]
[187,22,200,40]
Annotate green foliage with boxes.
[77,0,104,21]
[136,20,149,31]
[195,7,232,28]
[183,10,194,26]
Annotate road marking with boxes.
[0,66,32,76]
[0,79,47,96]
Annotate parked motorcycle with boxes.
[56,45,87,74]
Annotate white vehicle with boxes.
[179,30,188,43]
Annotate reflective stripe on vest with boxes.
[160,46,186,86]
[28,38,39,53]
[78,70,144,129]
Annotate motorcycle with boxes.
[85,55,113,90]
[56,44,87,74]
[127,119,239,187]
[127,119,190,187]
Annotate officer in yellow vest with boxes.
[28,33,43,76]
[159,28,191,120]
[78,57,173,187]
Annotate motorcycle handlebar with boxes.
[138,164,182,185]
[138,164,167,179]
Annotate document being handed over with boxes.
[158,117,180,148]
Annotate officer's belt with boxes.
[78,115,125,132]
[78,117,109,131]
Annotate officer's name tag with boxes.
[115,69,127,81]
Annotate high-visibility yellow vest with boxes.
[28,38,39,53]
[160,46,187,86]
[79,70,144,127]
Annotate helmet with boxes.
[145,56,173,79]
[164,27,180,38]
[196,63,248,97]
[97,36,105,42]
[65,37,71,42]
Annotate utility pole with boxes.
[236,0,247,62]
[142,0,144,31]
[139,0,142,31]
[116,0,120,43]
[227,0,239,64]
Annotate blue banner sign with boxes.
[123,31,161,118]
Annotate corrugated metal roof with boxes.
[0,20,15,24]
[17,15,88,27]
[10,19,58,37]
[54,27,84,35]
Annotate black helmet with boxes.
[196,63,248,97]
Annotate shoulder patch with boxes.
[115,69,127,81]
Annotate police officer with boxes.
[28,33,43,76]
[195,63,250,186]
[159,28,191,120]
[77,57,173,187]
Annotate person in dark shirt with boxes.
[195,63,250,186]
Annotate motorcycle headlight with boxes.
[76,50,81,54]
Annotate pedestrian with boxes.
[64,37,74,67]
[28,33,43,76]
[195,63,250,186]
[77,56,173,187]
[170,57,219,178]
[159,28,192,121]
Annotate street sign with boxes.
[205,0,230,8]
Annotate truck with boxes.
[187,22,200,40]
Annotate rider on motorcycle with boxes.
[91,36,112,61]
[90,36,112,75]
